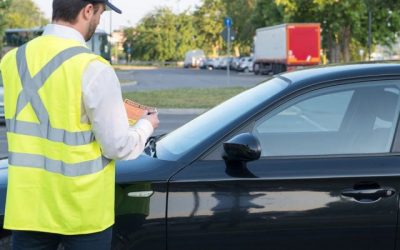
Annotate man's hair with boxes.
[52,0,101,23]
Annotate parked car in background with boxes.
[183,50,206,68]
[1,63,400,249]
[230,57,242,71]
[206,58,221,70]
[198,58,209,69]
[238,56,254,72]
[218,57,234,70]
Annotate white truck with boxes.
[183,50,206,68]
[253,23,321,75]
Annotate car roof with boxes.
[280,62,400,86]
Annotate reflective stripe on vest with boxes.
[9,152,110,177]
[9,44,110,176]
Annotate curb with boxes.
[121,81,138,86]
[114,65,158,70]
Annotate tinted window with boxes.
[253,81,400,156]
[157,78,289,160]
[258,91,353,133]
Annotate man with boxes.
[0,0,159,249]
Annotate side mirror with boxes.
[223,133,261,163]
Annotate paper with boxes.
[124,99,156,125]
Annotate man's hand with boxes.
[143,113,159,129]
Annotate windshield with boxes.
[156,77,289,160]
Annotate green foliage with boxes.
[251,0,285,28]
[125,8,198,62]
[0,0,11,51]
[175,13,198,59]
[122,0,400,63]
[222,0,257,55]
[5,0,48,28]
[193,0,226,56]
[253,0,400,63]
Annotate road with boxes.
[118,68,269,92]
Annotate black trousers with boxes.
[12,226,112,250]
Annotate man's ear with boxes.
[82,4,94,21]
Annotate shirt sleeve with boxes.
[82,60,154,160]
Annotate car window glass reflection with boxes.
[258,91,353,133]
[253,81,400,156]
[157,78,289,160]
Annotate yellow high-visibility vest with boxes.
[0,35,115,235]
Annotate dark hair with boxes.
[52,0,101,23]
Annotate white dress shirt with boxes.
[43,24,154,160]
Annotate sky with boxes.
[32,0,201,32]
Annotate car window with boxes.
[257,91,353,133]
[157,78,289,160]
[253,80,400,157]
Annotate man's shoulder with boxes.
[84,59,114,79]
[88,59,112,70]
[88,55,111,70]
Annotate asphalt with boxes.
[156,108,206,115]
[117,67,268,92]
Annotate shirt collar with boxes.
[43,24,86,46]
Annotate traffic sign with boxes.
[224,17,232,28]
[220,27,235,42]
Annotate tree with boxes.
[221,0,257,55]
[124,8,198,62]
[251,0,285,28]
[175,12,198,60]
[123,27,134,63]
[0,0,11,52]
[193,0,226,57]
[361,0,400,58]
[252,0,400,63]
[5,0,48,28]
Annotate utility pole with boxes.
[227,25,231,85]
[368,9,372,61]
[224,17,232,85]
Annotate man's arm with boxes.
[82,61,158,160]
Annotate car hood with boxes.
[116,154,182,184]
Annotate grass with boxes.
[122,87,249,109]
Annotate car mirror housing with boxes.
[223,133,261,163]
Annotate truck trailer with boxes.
[253,23,321,75]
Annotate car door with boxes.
[167,79,400,250]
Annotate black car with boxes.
[1,63,400,250]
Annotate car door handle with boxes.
[341,188,395,202]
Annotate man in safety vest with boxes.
[0,0,159,249]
